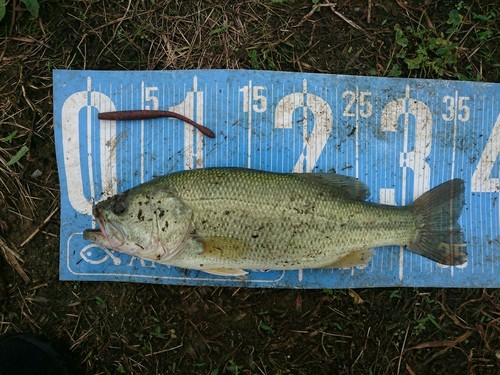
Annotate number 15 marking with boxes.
[240,84,267,113]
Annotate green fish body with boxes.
[83,168,466,276]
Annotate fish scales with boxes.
[161,169,418,270]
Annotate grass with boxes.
[385,1,498,79]
[0,0,39,22]
[0,0,499,374]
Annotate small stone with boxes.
[31,169,43,178]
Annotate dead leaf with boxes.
[349,289,364,304]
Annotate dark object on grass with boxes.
[98,110,216,138]
[0,333,79,375]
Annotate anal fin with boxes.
[203,268,248,277]
[322,249,375,269]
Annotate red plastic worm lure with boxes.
[97,110,215,138]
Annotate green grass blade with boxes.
[6,145,29,167]
[21,0,39,17]
[0,0,6,22]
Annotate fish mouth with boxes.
[83,217,126,249]
[82,228,105,246]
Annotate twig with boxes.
[20,206,59,248]
[404,331,473,352]
[144,342,183,356]
[324,0,374,40]
[93,0,133,66]
[352,326,371,368]
[297,4,321,27]
[397,325,410,375]
[395,0,412,12]
[367,0,372,24]
[405,363,417,375]
[0,236,30,283]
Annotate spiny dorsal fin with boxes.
[297,173,370,201]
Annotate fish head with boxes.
[83,183,193,262]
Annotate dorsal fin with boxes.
[297,173,370,201]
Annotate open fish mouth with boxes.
[83,217,126,249]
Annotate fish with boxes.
[83,168,467,276]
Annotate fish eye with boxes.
[111,194,128,215]
[112,201,126,215]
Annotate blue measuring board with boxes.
[53,70,499,288]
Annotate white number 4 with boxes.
[471,114,500,193]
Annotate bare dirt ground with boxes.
[0,0,499,374]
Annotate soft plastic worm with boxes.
[98,110,215,138]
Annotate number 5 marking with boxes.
[144,86,159,110]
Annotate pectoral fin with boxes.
[196,236,253,259]
[322,249,375,269]
[194,236,252,276]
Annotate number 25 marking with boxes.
[343,90,372,118]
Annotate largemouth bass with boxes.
[83,168,466,276]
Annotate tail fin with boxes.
[409,179,467,265]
